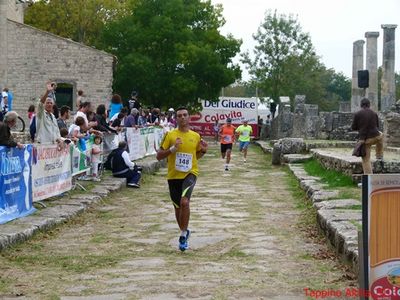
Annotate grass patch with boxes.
[224,248,248,258]
[303,159,354,188]
[341,205,362,210]
[350,220,362,231]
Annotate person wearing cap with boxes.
[167,108,176,128]
[0,111,24,149]
[235,119,253,162]
[219,118,236,171]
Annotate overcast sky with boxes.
[211,0,399,81]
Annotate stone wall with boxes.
[6,0,24,23]
[269,96,395,142]
[385,112,400,147]
[3,20,115,122]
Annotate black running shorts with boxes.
[220,143,233,154]
[168,173,197,208]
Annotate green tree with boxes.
[24,0,129,47]
[100,0,241,109]
[325,70,351,102]
[242,10,326,106]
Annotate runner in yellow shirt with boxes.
[157,107,208,251]
[235,119,253,162]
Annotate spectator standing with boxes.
[0,90,8,121]
[2,88,13,111]
[128,91,141,110]
[351,98,384,174]
[167,108,177,128]
[109,107,128,126]
[94,104,117,134]
[125,108,139,128]
[138,109,149,127]
[28,105,35,122]
[159,113,169,127]
[91,136,102,181]
[111,113,125,131]
[0,111,24,148]
[75,101,97,131]
[76,90,84,111]
[36,83,62,144]
[57,105,70,130]
[265,115,271,139]
[150,108,160,125]
[68,116,88,149]
[109,94,123,119]
[156,107,208,251]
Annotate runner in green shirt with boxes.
[235,119,253,162]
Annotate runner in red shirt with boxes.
[219,118,236,171]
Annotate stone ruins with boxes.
[269,24,399,147]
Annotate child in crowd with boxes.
[59,128,69,138]
[28,105,35,121]
[91,135,102,181]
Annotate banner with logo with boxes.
[0,145,35,224]
[189,97,258,136]
[363,174,400,299]
[126,127,164,161]
[32,144,72,202]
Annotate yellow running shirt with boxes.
[160,129,201,180]
[236,125,253,142]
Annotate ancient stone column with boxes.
[365,32,379,111]
[0,0,8,89]
[351,40,365,112]
[381,24,397,112]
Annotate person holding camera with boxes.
[107,141,141,188]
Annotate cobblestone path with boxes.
[1,144,356,299]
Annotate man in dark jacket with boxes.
[107,141,141,188]
[351,98,383,174]
[0,111,24,149]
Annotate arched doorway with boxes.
[55,82,74,110]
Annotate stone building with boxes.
[0,0,115,121]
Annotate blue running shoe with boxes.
[185,229,191,241]
[179,236,188,252]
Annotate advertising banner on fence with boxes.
[189,97,258,136]
[0,145,35,224]
[32,144,72,202]
[363,174,400,299]
[126,127,164,161]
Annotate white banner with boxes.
[126,127,164,161]
[190,97,258,136]
[32,144,72,202]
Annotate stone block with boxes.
[313,199,360,210]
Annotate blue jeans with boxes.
[113,169,141,185]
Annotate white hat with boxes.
[168,108,174,112]
[2,91,7,98]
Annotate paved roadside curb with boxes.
[0,159,165,252]
[254,141,360,273]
